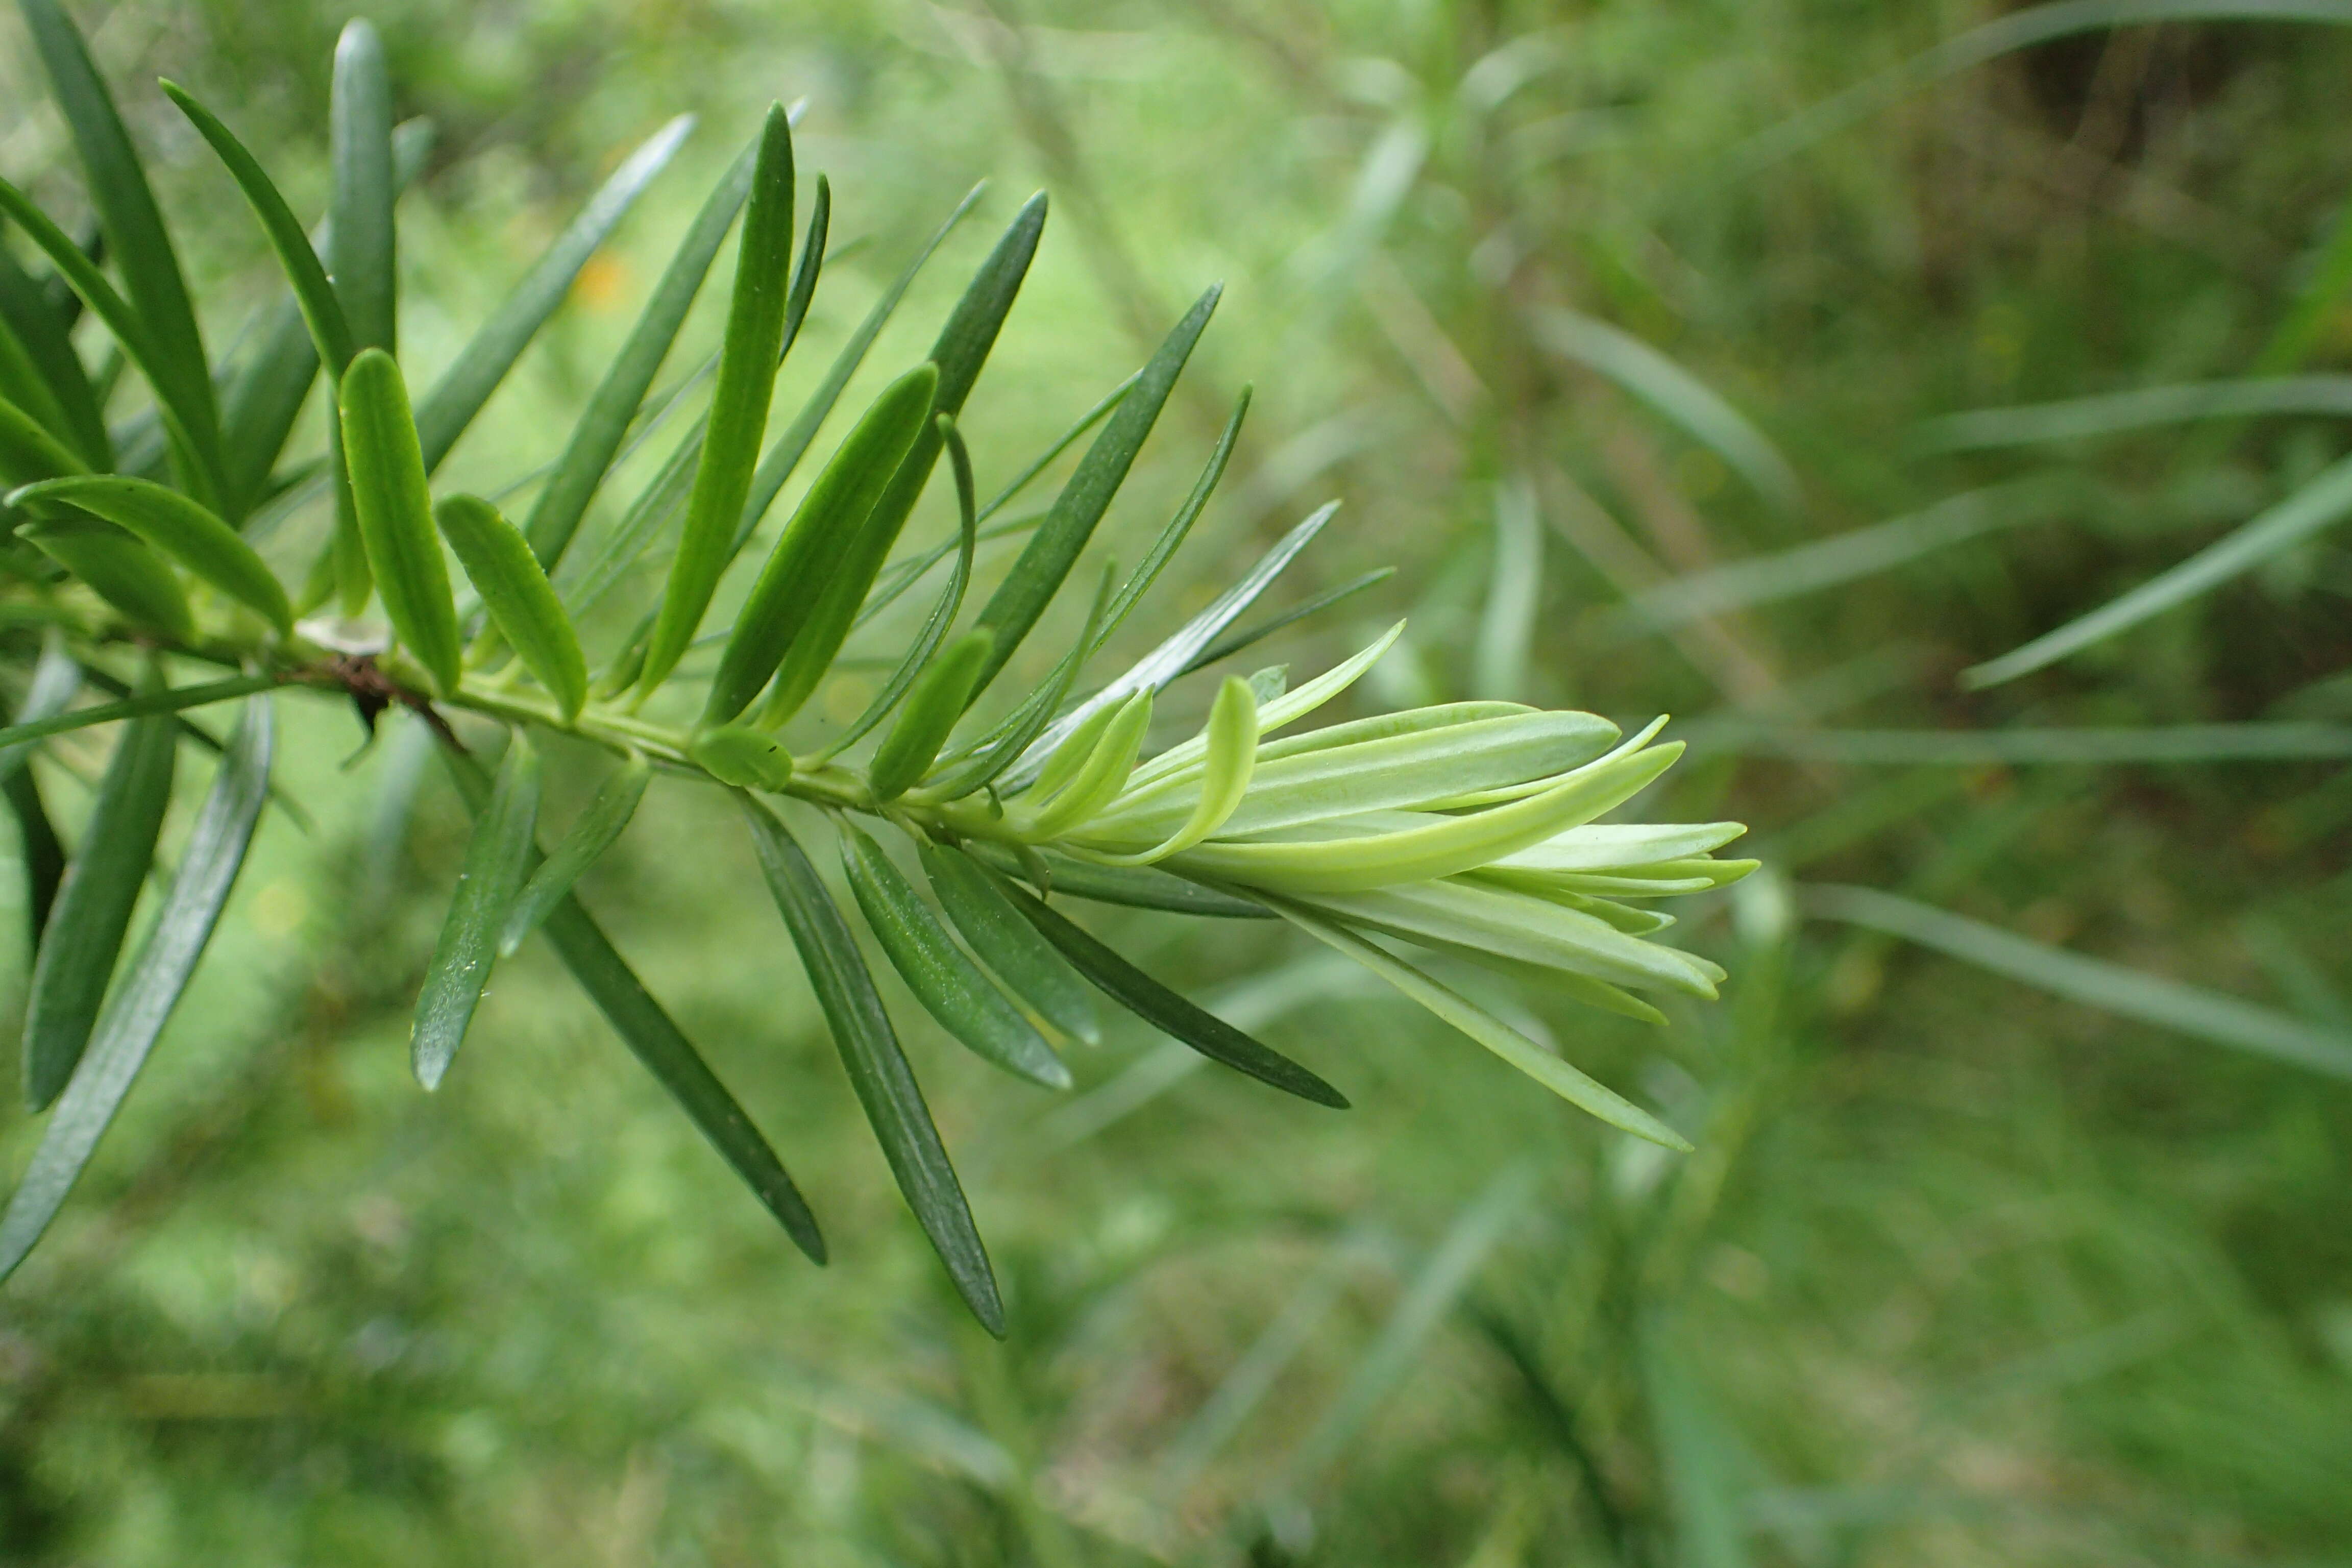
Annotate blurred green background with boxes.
[6,1,2352,1562]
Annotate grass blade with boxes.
[1803,883,2352,1079]
[703,362,938,724]
[339,349,462,694]
[968,285,1221,700]
[446,748,824,1261]
[415,113,695,472]
[413,733,540,1089]
[741,796,1004,1334]
[0,236,108,468]
[524,129,756,570]
[750,194,1051,726]
[1914,378,2352,451]
[1967,449,2352,686]
[842,824,1071,1089]
[12,475,292,632]
[920,840,1100,1045]
[639,105,795,695]
[0,696,271,1284]
[498,753,649,957]
[19,0,222,505]
[23,675,176,1110]
[994,875,1348,1107]
[1268,898,1690,1147]
[1531,308,1799,513]
[435,494,587,719]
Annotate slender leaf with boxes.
[416,113,696,472]
[1268,899,1690,1147]
[995,875,1348,1107]
[1095,675,1257,865]
[1124,617,1404,795]
[0,673,283,753]
[13,475,292,631]
[165,82,357,382]
[689,724,794,790]
[18,517,194,643]
[919,561,1116,799]
[741,796,1004,1333]
[968,285,1221,699]
[869,628,992,800]
[2,768,64,959]
[704,362,938,724]
[19,0,223,505]
[842,824,1070,1089]
[0,696,271,1284]
[0,392,88,485]
[1965,451,2352,687]
[0,179,222,510]
[329,21,397,353]
[640,105,795,695]
[1020,691,1153,841]
[0,234,107,468]
[728,183,985,562]
[1916,378,2352,451]
[414,733,540,1089]
[821,414,982,758]
[961,840,1275,920]
[447,749,824,1261]
[1803,883,2352,1079]
[919,840,1101,1045]
[524,128,756,569]
[339,349,462,694]
[1008,505,1341,791]
[499,753,650,956]
[23,677,176,1109]
[435,494,587,719]
[1706,723,2352,764]
[1090,387,1251,651]
[753,193,1051,727]
[1181,567,1399,676]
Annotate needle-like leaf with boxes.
[639,104,795,695]
[822,414,983,758]
[0,236,108,469]
[12,475,292,632]
[0,696,272,1283]
[963,842,1275,920]
[2,769,65,959]
[499,753,650,957]
[742,797,1004,1334]
[869,628,993,801]
[435,494,587,718]
[919,840,1101,1045]
[523,128,756,569]
[0,393,89,485]
[17,516,195,643]
[1268,897,1690,1148]
[704,362,939,724]
[0,673,283,753]
[1095,676,1257,865]
[842,824,1071,1089]
[752,193,1050,727]
[415,113,695,472]
[19,0,223,506]
[339,348,462,694]
[968,285,1221,700]
[23,673,177,1110]
[446,750,824,1262]
[414,732,540,1089]
[1020,690,1152,841]
[996,876,1347,1107]
[328,21,397,355]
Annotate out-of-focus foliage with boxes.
[3,2,2351,1565]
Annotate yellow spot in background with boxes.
[571,253,632,314]
[823,675,876,726]
[250,879,308,939]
